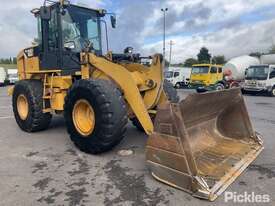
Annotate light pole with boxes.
[169,40,175,67]
[161,8,168,68]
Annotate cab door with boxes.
[269,67,275,85]
[210,67,218,84]
[40,6,61,69]
[217,67,223,81]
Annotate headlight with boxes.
[258,82,266,87]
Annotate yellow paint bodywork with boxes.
[72,99,96,136]
[12,51,166,134]
[88,53,165,134]
[17,94,29,120]
[190,64,223,86]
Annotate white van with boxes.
[0,67,7,86]
[164,67,191,88]
[7,69,18,84]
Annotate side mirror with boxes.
[64,41,76,50]
[40,6,51,20]
[110,15,116,28]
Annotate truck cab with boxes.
[164,68,191,88]
[243,64,275,96]
[190,64,223,89]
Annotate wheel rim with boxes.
[216,85,224,91]
[72,99,95,136]
[17,94,29,120]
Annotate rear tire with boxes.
[131,113,156,132]
[64,79,128,154]
[215,83,225,91]
[131,80,179,132]
[175,83,181,89]
[12,80,52,132]
[270,87,275,97]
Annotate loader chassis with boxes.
[10,1,264,201]
[15,3,167,134]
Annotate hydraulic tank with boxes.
[223,55,260,81]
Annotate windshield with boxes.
[246,66,269,80]
[192,66,209,74]
[9,74,17,78]
[165,71,173,78]
[62,6,102,53]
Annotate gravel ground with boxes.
[0,86,274,206]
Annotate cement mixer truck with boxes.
[222,55,260,89]
[243,54,275,96]
[194,56,260,93]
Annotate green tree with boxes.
[12,57,17,64]
[212,55,226,65]
[197,47,211,63]
[184,58,198,67]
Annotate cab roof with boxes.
[192,64,223,67]
[31,1,105,16]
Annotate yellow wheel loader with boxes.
[9,0,263,201]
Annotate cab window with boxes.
[174,72,180,77]
[270,68,275,79]
[210,67,217,73]
[48,8,59,51]
[218,67,223,73]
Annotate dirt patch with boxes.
[238,181,247,186]
[32,162,48,174]
[26,151,39,157]
[103,159,168,206]
[67,177,89,188]
[33,177,52,191]
[38,189,62,204]
[66,148,78,156]
[65,188,89,206]
[64,176,90,205]
[68,157,90,176]
[249,164,275,179]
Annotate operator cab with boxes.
[30,1,115,74]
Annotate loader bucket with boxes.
[146,89,263,201]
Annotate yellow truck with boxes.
[190,64,224,92]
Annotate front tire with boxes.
[175,83,181,89]
[270,87,275,97]
[64,79,128,154]
[12,80,52,132]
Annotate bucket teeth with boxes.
[146,89,264,201]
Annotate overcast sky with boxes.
[0,0,275,63]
